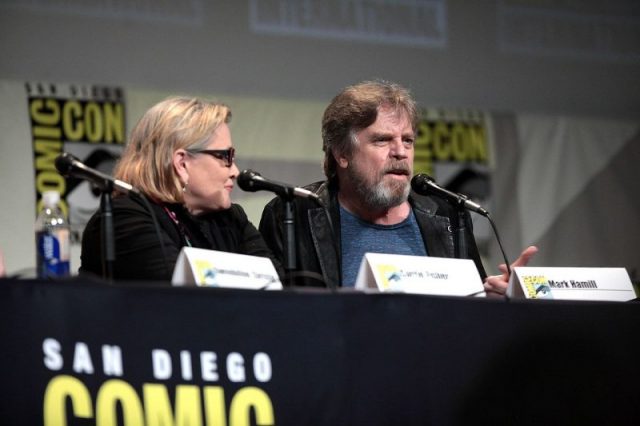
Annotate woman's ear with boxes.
[173,149,189,183]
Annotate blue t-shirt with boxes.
[340,205,427,287]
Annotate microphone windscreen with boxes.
[55,152,77,176]
[410,173,435,195]
[237,169,260,192]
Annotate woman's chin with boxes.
[207,201,232,213]
[186,197,231,215]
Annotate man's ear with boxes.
[173,149,189,183]
[334,148,349,169]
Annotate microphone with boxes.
[411,173,514,283]
[411,174,488,216]
[237,169,322,204]
[55,152,139,195]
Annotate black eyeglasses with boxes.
[188,147,235,167]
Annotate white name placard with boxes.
[354,253,485,297]
[507,267,635,301]
[172,247,282,290]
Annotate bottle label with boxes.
[36,229,70,278]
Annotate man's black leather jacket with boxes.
[259,181,487,288]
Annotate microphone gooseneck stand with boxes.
[54,151,169,282]
[99,182,115,283]
[452,195,513,298]
[485,212,512,278]
[446,191,511,276]
[281,191,297,287]
[456,209,468,261]
[280,188,332,288]
[410,173,514,296]
[236,168,332,287]
[99,189,170,283]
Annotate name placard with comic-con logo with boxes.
[172,247,282,290]
[355,253,485,297]
[507,267,635,301]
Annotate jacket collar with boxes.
[308,182,341,289]
[409,194,455,259]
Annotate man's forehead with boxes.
[366,107,413,132]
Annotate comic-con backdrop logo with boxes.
[415,109,493,244]
[27,82,126,241]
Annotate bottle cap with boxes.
[42,191,60,208]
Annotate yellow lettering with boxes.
[103,102,125,143]
[36,171,65,195]
[204,386,227,426]
[174,385,203,426]
[96,379,144,426]
[84,102,104,142]
[30,99,60,126]
[43,379,274,426]
[33,126,62,139]
[450,123,467,161]
[142,384,173,425]
[468,125,487,162]
[143,383,204,426]
[229,387,274,426]
[415,118,489,167]
[415,122,432,160]
[34,140,62,171]
[43,375,93,426]
[414,122,433,175]
[62,101,84,141]
[432,121,450,160]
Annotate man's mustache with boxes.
[382,162,411,175]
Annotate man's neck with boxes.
[337,191,411,225]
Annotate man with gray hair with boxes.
[260,80,535,291]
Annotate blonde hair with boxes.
[115,96,231,202]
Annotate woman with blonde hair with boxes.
[80,96,280,281]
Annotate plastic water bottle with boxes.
[35,190,70,278]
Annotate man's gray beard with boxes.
[349,168,410,211]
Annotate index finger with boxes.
[511,245,538,268]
